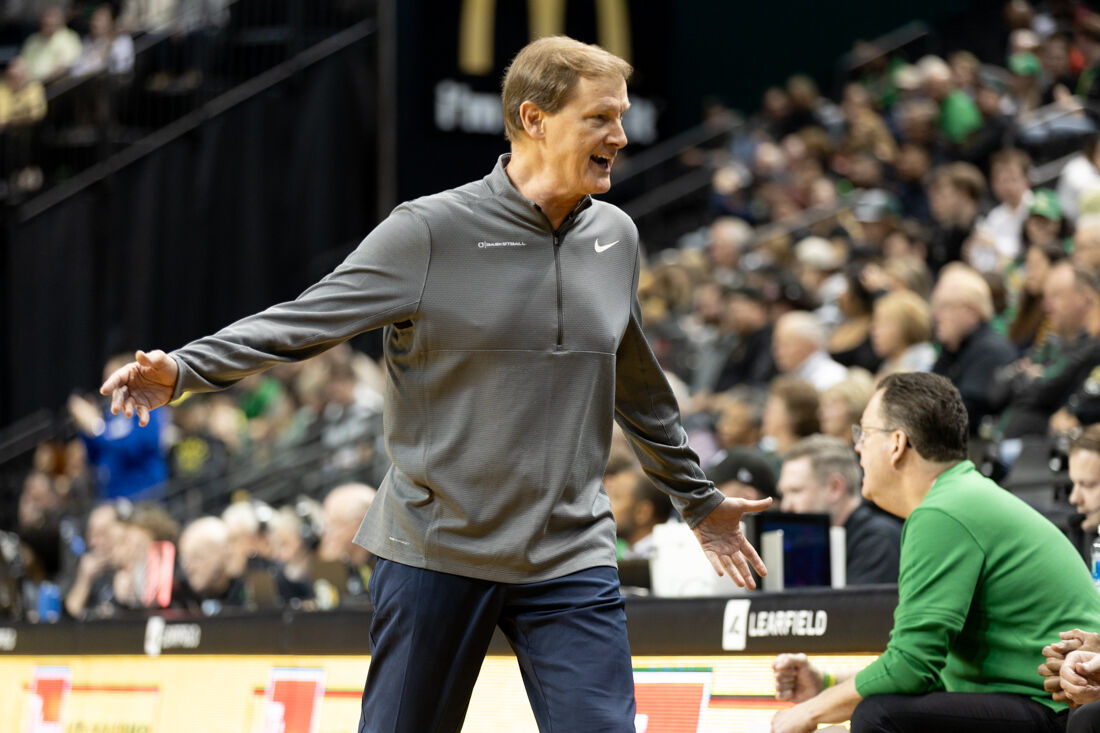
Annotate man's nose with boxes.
[607,119,627,149]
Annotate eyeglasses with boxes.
[852,424,895,445]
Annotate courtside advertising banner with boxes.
[1,654,876,732]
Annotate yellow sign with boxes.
[0,653,876,732]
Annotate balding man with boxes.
[708,216,753,274]
[221,500,271,579]
[930,264,1016,434]
[318,483,376,601]
[320,482,375,565]
[773,311,848,392]
[178,516,244,613]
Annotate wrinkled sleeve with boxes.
[855,509,984,696]
[614,246,724,528]
[171,206,431,398]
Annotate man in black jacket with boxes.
[931,264,1017,435]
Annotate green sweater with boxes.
[855,461,1100,711]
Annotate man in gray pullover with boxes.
[101,36,772,733]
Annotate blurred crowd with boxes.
[608,1,1100,583]
[15,0,1100,621]
[3,343,388,621]
[0,0,366,196]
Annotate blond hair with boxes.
[874,289,932,347]
[934,263,995,321]
[501,36,632,142]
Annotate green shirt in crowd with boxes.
[855,461,1100,711]
[939,90,983,144]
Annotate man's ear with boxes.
[519,100,545,139]
[889,431,909,471]
[825,473,847,503]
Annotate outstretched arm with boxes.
[99,349,179,427]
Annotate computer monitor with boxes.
[745,512,832,588]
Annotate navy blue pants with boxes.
[358,559,636,733]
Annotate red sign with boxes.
[633,670,713,733]
[26,666,72,733]
[262,668,326,733]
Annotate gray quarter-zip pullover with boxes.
[170,155,723,582]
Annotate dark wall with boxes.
[3,42,378,425]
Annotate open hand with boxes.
[99,350,178,427]
[691,496,771,589]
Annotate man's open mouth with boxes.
[590,155,612,171]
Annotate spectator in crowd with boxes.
[713,285,777,392]
[968,149,1033,272]
[70,4,133,77]
[110,501,178,610]
[991,261,1099,442]
[930,264,1017,435]
[706,216,752,280]
[607,469,672,559]
[771,373,1100,732]
[1051,271,1100,436]
[919,55,983,148]
[712,389,765,452]
[778,434,901,585]
[1075,214,1100,275]
[168,396,230,497]
[927,163,986,274]
[706,447,777,501]
[177,516,244,613]
[318,482,375,601]
[1009,51,1044,116]
[826,265,881,374]
[267,506,315,605]
[19,4,81,82]
[681,281,733,394]
[1007,239,1068,354]
[68,355,168,500]
[0,55,47,192]
[63,503,120,618]
[1067,425,1100,548]
[817,370,876,447]
[762,376,820,458]
[16,471,64,615]
[891,142,932,222]
[118,0,178,34]
[871,289,936,377]
[221,499,270,580]
[772,311,847,392]
[1057,134,1100,223]
[0,56,46,125]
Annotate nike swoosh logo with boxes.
[594,238,620,253]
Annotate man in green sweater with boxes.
[770,372,1100,733]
